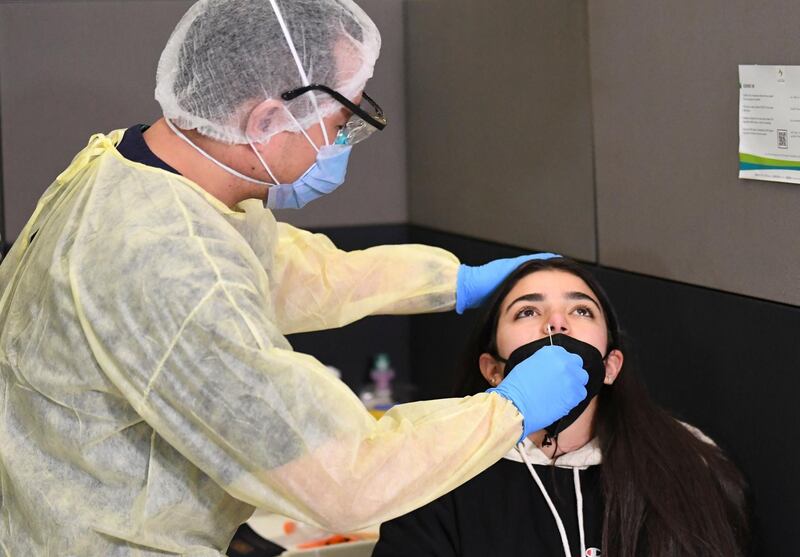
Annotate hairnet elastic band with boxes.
[267,0,330,146]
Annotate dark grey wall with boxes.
[0,0,191,242]
[588,1,800,306]
[0,0,407,244]
[404,0,597,262]
[0,54,5,246]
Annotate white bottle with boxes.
[360,353,396,417]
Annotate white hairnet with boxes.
[155,0,381,145]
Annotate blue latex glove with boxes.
[487,346,588,442]
[456,253,560,314]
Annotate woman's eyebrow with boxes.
[505,293,544,313]
[565,291,602,311]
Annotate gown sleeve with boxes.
[271,222,460,334]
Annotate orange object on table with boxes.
[297,534,364,549]
[282,520,297,535]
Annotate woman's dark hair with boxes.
[453,257,750,557]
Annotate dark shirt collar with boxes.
[116,125,181,176]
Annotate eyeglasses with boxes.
[281,84,387,145]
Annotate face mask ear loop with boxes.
[284,107,321,154]
[166,118,271,186]
[267,0,330,146]
[247,141,280,186]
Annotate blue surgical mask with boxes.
[166,112,353,210]
[247,108,360,210]
[263,144,352,210]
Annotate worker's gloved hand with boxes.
[455,253,560,314]
[487,346,588,442]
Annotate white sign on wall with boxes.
[739,65,800,185]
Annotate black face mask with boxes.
[500,333,607,443]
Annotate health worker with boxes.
[0,1,590,555]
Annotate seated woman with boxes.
[373,257,749,557]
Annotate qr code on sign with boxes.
[778,129,788,149]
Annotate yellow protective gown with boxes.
[0,131,522,556]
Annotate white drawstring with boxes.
[517,444,571,557]
[574,467,586,556]
[517,443,588,557]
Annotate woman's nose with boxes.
[544,314,568,335]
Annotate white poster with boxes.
[739,65,800,184]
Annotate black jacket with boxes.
[373,456,604,557]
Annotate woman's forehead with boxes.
[504,269,594,301]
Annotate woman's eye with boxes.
[515,307,540,319]
[573,306,594,318]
